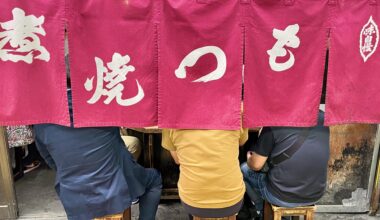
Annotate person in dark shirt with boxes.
[34,90,162,220]
[241,111,329,214]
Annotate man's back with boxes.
[162,128,248,209]
[254,112,329,203]
[34,125,120,169]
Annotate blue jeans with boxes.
[241,163,315,211]
[138,168,162,220]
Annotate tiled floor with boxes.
[13,167,380,220]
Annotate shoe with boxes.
[23,160,41,174]
[13,169,24,181]
[131,198,139,205]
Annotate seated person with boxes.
[241,110,329,214]
[161,126,248,219]
[34,90,162,220]
[121,131,142,160]
[6,125,39,180]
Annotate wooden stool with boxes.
[264,202,316,220]
[93,207,131,220]
[192,216,236,220]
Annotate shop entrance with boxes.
[0,125,379,219]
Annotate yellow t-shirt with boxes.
[161,128,248,209]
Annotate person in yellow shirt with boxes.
[161,127,248,219]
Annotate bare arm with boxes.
[170,151,180,165]
[247,151,268,171]
[162,129,179,164]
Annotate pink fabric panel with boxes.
[159,0,243,130]
[0,1,69,126]
[67,0,158,127]
[326,1,380,125]
[243,0,329,127]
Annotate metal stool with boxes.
[264,202,316,220]
[193,215,236,220]
[93,207,131,220]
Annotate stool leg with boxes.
[122,207,131,220]
[273,211,281,220]
[191,215,236,220]
[264,202,273,220]
[305,210,315,220]
[93,213,123,220]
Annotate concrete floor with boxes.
[14,167,380,220]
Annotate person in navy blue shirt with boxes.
[241,111,329,215]
[34,89,162,220]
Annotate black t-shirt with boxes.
[250,112,330,203]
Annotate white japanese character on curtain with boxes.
[175,46,227,83]
[267,24,300,72]
[0,8,50,64]
[360,16,379,62]
[84,52,144,106]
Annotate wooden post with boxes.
[0,126,18,219]
[369,154,380,215]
